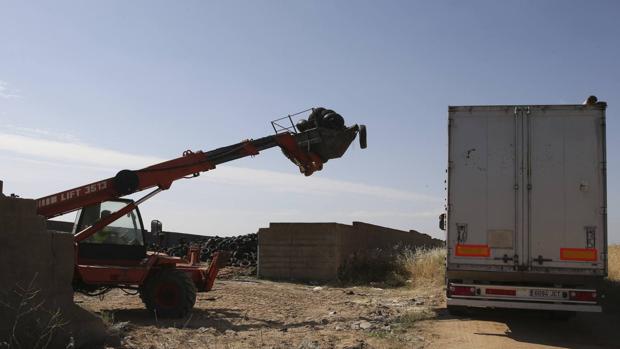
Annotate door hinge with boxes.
[534,255,552,265]
[493,254,519,264]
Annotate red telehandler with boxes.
[36,108,366,317]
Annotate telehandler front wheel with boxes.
[140,268,196,318]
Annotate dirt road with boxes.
[76,277,620,349]
[421,308,620,349]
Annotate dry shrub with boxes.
[398,247,446,288]
[337,245,446,288]
[608,244,620,281]
[0,275,68,349]
[338,247,405,286]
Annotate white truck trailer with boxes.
[442,97,607,313]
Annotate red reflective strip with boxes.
[569,291,597,302]
[560,248,597,261]
[455,244,490,257]
[450,285,476,296]
[485,288,516,296]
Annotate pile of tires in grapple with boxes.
[165,233,258,268]
[296,107,346,132]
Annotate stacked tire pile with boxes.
[296,107,346,132]
[165,233,258,268]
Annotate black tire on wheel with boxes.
[323,113,345,130]
[308,108,326,128]
[139,268,196,318]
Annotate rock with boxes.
[321,318,329,325]
[198,327,217,335]
[111,321,130,333]
[298,339,321,349]
[224,329,236,336]
[358,320,373,330]
[312,286,323,292]
[344,340,367,349]
[345,290,355,295]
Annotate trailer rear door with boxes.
[448,107,521,268]
[527,106,606,272]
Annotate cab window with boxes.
[77,201,144,246]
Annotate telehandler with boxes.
[37,108,366,317]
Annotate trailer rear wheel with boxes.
[140,269,196,318]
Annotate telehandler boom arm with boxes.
[36,108,366,243]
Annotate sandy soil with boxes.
[421,308,620,349]
[75,275,620,349]
[76,277,441,349]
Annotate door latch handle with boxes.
[493,254,514,264]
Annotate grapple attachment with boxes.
[273,107,367,176]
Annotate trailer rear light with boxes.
[569,291,597,302]
[485,288,516,296]
[449,285,476,296]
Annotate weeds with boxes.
[337,246,409,286]
[99,310,115,326]
[337,245,446,288]
[0,274,68,349]
[398,247,446,288]
[399,309,436,326]
[608,245,620,281]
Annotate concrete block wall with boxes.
[257,222,444,281]
[258,223,347,280]
[0,185,108,348]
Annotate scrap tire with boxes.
[139,268,196,318]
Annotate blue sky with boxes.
[1,1,618,242]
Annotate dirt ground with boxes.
[75,273,620,349]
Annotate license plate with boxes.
[529,289,565,299]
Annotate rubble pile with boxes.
[166,233,258,267]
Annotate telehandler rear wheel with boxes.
[140,268,196,318]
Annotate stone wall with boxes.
[0,183,108,348]
[257,221,443,281]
